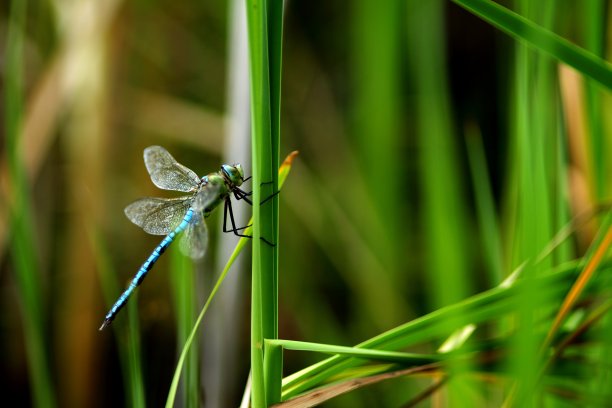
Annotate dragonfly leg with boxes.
[233,187,279,206]
[260,189,280,205]
[258,181,277,205]
[224,198,252,237]
[239,177,270,186]
[234,187,253,197]
[222,199,252,232]
[224,198,275,246]
[233,189,253,205]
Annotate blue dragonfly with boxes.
[100,146,253,330]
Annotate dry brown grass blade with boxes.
[272,363,442,408]
[401,376,448,408]
[0,57,65,259]
[559,64,597,248]
[547,299,612,369]
[544,226,612,348]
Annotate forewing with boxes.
[180,212,209,259]
[125,196,192,235]
[144,146,201,192]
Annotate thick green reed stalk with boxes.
[245,0,284,405]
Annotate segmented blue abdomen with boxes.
[99,208,194,330]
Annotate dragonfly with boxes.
[100,145,254,330]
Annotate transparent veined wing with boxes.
[144,146,201,192]
[180,212,208,259]
[192,180,223,212]
[125,196,192,235]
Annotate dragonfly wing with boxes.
[125,196,192,235]
[144,146,201,192]
[180,212,208,259]
[193,181,223,212]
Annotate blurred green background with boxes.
[1,0,610,407]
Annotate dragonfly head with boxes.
[221,163,244,187]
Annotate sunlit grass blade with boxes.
[450,0,612,89]
[165,152,298,408]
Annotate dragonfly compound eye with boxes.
[221,164,244,186]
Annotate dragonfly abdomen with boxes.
[99,208,195,330]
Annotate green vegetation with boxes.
[1,0,610,406]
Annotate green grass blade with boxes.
[450,0,612,89]
[352,0,403,279]
[465,123,504,284]
[545,213,612,347]
[170,249,198,407]
[125,300,145,408]
[245,1,272,405]
[264,340,283,404]
[5,1,56,406]
[165,236,249,408]
[505,3,558,403]
[267,340,441,365]
[246,0,284,404]
[552,123,573,265]
[407,0,471,309]
[264,1,284,404]
[281,260,588,399]
[91,228,145,408]
[407,0,473,401]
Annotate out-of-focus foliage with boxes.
[1,0,610,406]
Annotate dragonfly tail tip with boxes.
[99,319,111,331]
